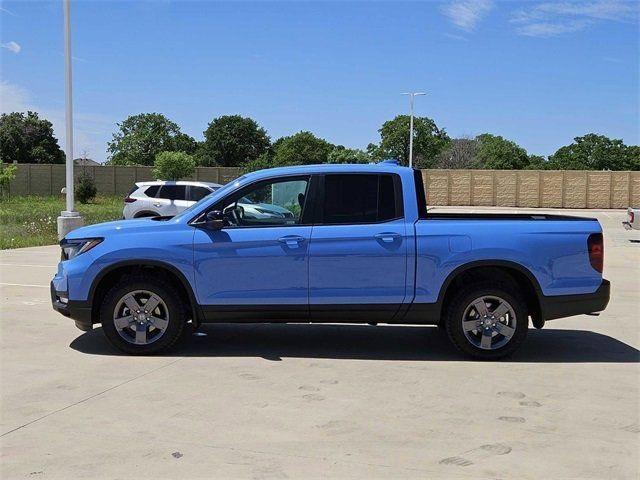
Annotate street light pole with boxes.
[57,0,83,239]
[401,92,426,168]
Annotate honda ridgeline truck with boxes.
[51,161,610,359]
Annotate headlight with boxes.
[60,238,103,261]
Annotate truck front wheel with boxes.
[100,275,187,354]
[444,282,528,360]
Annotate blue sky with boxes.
[1,0,638,162]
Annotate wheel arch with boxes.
[88,260,201,325]
[436,260,543,325]
[133,211,160,218]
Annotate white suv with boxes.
[122,181,222,219]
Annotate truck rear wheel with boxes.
[100,275,187,354]
[444,282,528,360]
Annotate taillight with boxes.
[587,233,604,273]
[124,196,137,203]
[630,211,635,223]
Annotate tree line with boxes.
[1,111,638,173]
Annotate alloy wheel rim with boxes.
[113,290,169,345]
[461,295,517,350]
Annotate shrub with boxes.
[75,173,97,204]
[0,163,17,196]
[153,151,196,180]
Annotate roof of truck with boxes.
[242,161,412,181]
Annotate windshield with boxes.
[172,176,247,221]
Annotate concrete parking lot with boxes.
[1,207,638,479]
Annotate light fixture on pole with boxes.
[401,92,426,168]
[57,0,83,239]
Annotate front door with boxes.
[193,176,312,321]
[309,173,408,322]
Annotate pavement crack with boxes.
[1,358,183,437]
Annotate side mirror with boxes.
[205,210,224,230]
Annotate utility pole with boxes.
[401,92,426,168]
[57,0,83,239]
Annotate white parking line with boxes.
[0,283,49,288]
[0,264,56,268]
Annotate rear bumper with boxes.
[541,279,610,321]
[50,282,93,331]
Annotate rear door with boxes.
[308,173,408,322]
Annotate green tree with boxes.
[0,111,65,164]
[475,134,530,170]
[153,151,196,180]
[108,113,197,166]
[327,146,370,164]
[525,154,550,170]
[272,131,334,166]
[0,163,17,195]
[200,115,270,167]
[75,173,97,204]
[371,115,450,168]
[549,133,638,171]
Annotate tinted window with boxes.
[189,186,212,202]
[158,185,187,201]
[322,174,399,224]
[413,169,428,219]
[144,185,160,198]
[219,178,309,227]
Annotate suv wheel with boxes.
[444,281,528,360]
[100,275,187,354]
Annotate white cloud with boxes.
[0,6,16,16]
[0,80,29,112]
[512,0,639,37]
[444,32,469,41]
[1,41,21,54]
[0,80,112,162]
[441,0,494,31]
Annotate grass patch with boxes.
[0,196,123,249]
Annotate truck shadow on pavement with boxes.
[70,323,640,363]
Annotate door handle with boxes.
[374,232,401,243]
[278,235,305,247]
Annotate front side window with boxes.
[158,185,187,201]
[322,174,400,224]
[218,177,309,227]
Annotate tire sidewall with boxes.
[100,277,185,354]
[446,284,528,360]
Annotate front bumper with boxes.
[50,282,93,331]
[541,279,610,321]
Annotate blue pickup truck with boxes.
[51,161,610,359]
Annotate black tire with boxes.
[444,281,528,360]
[100,275,187,354]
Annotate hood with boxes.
[64,218,170,240]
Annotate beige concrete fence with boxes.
[4,164,639,208]
[422,169,639,209]
[5,164,242,197]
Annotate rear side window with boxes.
[158,185,187,201]
[189,186,212,202]
[321,174,401,225]
[143,185,160,198]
